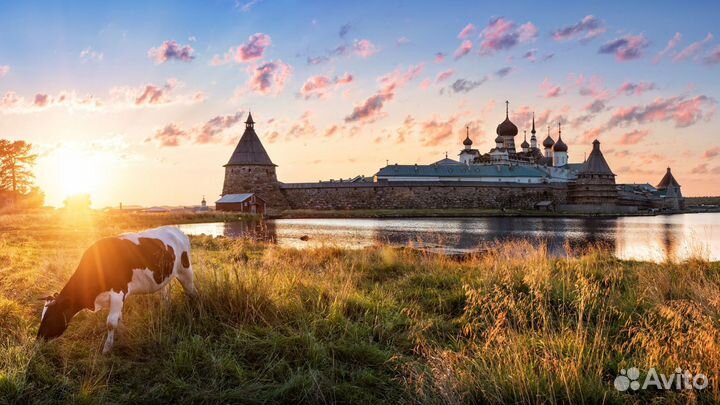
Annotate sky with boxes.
[0,0,719,207]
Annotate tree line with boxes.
[0,139,44,208]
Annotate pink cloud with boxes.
[479,17,538,54]
[435,52,445,63]
[150,124,188,147]
[246,60,292,95]
[703,45,720,65]
[598,34,649,61]
[196,111,245,144]
[212,33,272,65]
[354,39,377,58]
[148,40,195,64]
[617,81,656,96]
[150,111,245,147]
[135,80,177,105]
[436,69,455,83]
[299,73,353,99]
[335,72,354,85]
[299,75,332,99]
[421,115,460,146]
[653,32,682,64]
[453,40,473,60]
[33,94,49,107]
[703,146,720,159]
[606,95,715,129]
[345,64,424,123]
[0,65,9,78]
[551,15,605,42]
[458,23,476,39]
[673,33,713,62]
[618,129,649,145]
[581,127,602,143]
[540,78,562,98]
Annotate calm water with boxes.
[177,213,720,262]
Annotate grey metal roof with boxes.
[376,164,547,178]
[580,140,614,175]
[225,123,275,166]
[433,157,459,165]
[216,193,254,203]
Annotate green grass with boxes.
[0,212,719,404]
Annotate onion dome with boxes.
[553,136,567,152]
[552,122,567,152]
[463,127,473,146]
[543,135,555,148]
[494,135,504,144]
[521,139,529,149]
[496,100,519,137]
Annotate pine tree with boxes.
[0,140,38,203]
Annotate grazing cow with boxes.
[38,226,195,353]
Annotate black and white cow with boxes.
[38,226,195,353]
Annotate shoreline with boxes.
[268,206,720,220]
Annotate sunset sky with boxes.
[0,0,719,207]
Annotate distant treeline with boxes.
[685,196,720,206]
[0,139,44,209]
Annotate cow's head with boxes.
[37,293,71,340]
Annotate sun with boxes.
[56,146,102,198]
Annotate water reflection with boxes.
[176,213,720,262]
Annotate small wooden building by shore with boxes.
[215,193,265,214]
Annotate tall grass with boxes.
[0,213,718,404]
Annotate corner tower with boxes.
[221,113,289,211]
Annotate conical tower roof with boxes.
[225,113,276,166]
[580,139,614,176]
[656,167,680,189]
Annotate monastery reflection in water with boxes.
[177,213,719,262]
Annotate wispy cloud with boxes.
[435,69,455,83]
[704,45,720,65]
[551,15,605,42]
[598,34,649,61]
[458,23,476,39]
[617,129,649,145]
[149,111,246,146]
[606,95,715,129]
[448,77,487,93]
[345,64,424,123]
[299,73,353,99]
[673,32,713,62]
[617,81,656,96]
[453,40,472,60]
[0,65,9,78]
[540,78,562,98]
[80,47,103,62]
[653,32,682,64]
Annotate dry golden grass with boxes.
[0,211,718,404]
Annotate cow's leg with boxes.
[103,290,125,354]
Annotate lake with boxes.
[177,212,720,262]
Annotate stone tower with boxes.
[221,113,289,211]
[656,167,683,209]
[569,139,617,205]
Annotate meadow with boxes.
[1,210,719,404]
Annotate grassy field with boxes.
[1,210,719,404]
